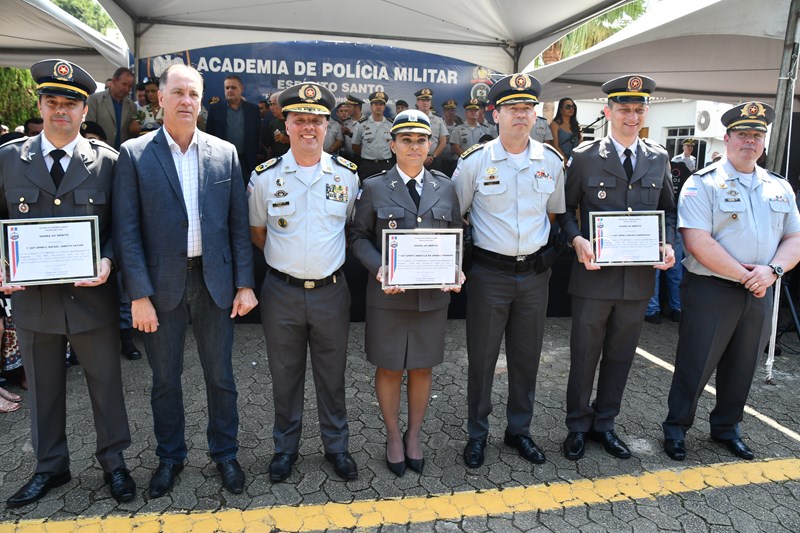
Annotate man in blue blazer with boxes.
[205,75,262,183]
[112,64,257,498]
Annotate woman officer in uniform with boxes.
[349,110,464,476]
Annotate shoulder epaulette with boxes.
[254,156,281,174]
[573,138,601,154]
[1,136,27,149]
[357,116,368,123]
[334,155,358,172]
[460,143,483,160]
[693,162,718,176]
[642,138,668,152]
[541,142,563,161]
[767,169,787,181]
[87,138,119,155]
[363,170,387,181]
[429,169,452,181]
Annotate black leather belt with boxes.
[362,158,393,164]
[268,266,341,289]
[473,247,540,273]
[187,256,202,269]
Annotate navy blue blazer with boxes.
[205,100,261,175]
[112,128,254,312]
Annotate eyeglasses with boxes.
[563,104,575,110]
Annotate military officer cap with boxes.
[390,110,432,136]
[345,94,364,106]
[279,83,336,115]
[31,59,96,101]
[602,74,656,104]
[464,98,482,110]
[80,121,107,141]
[442,99,458,110]
[415,88,433,100]
[682,138,696,146]
[487,73,542,107]
[369,91,388,104]
[721,101,774,132]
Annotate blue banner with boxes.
[138,41,501,114]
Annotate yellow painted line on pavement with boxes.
[2,457,800,532]
[636,347,800,443]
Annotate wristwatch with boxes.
[769,263,784,278]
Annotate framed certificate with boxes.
[1,216,101,286]
[589,210,665,266]
[381,229,463,290]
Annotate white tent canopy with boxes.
[97,0,635,75]
[1,0,129,81]
[528,0,796,105]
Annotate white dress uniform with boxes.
[248,150,359,455]
[323,119,343,153]
[453,136,565,440]
[664,158,800,441]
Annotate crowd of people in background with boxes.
[0,58,798,511]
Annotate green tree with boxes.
[52,0,116,34]
[0,1,118,129]
[539,0,647,65]
[0,68,39,130]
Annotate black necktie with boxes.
[406,179,420,209]
[50,149,66,188]
[623,148,633,180]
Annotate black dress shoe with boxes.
[120,328,142,361]
[403,431,424,474]
[503,431,546,464]
[6,471,71,507]
[104,467,136,503]
[324,452,358,480]
[644,314,662,324]
[664,439,686,461]
[269,453,298,482]
[713,437,754,460]
[563,431,586,461]
[463,438,487,468]
[589,430,631,459]
[386,444,406,477]
[216,459,245,494]
[147,462,183,498]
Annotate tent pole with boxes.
[767,0,800,174]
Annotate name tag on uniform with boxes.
[483,180,501,185]
[724,198,741,203]
[272,201,290,208]
[326,184,349,202]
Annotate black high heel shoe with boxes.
[403,431,425,474]
[386,444,406,477]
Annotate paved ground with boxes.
[1,310,800,532]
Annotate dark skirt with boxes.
[365,306,447,370]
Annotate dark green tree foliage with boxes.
[52,0,115,33]
[0,68,39,130]
[0,1,118,129]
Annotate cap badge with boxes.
[53,61,73,81]
[300,84,321,102]
[511,74,531,89]
[421,88,431,96]
[376,92,385,100]
[627,76,643,92]
[743,102,765,118]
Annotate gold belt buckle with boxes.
[304,280,315,289]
